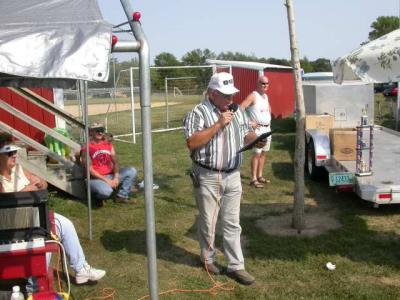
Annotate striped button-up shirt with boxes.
[183,98,252,171]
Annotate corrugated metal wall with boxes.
[264,69,295,118]
[218,66,295,118]
[0,88,56,143]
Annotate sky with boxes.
[97,0,399,63]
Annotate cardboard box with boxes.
[305,114,334,135]
[329,128,357,161]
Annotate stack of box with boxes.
[305,114,357,161]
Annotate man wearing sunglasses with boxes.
[81,123,137,206]
[240,76,272,188]
[183,72,263,285]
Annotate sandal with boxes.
[250,180,264,188]
[257,177,270,184]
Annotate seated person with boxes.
[81,123,137,205]
[0,132,105,285]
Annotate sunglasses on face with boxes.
[95,128,104,134]
[6,151,17,157]
[260,82,269,86]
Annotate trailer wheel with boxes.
[306,140,324,180]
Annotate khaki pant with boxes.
[192,164,244,272]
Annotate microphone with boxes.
[228,103,239,113]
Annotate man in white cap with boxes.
[183,72,263,285]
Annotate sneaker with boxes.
[203,263,221,275]
[138,180,159,190]
[75,263,106,284]
[227,269,255,285]
[114,197,136,204]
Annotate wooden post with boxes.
[285,0,306,231]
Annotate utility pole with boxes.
[285,0,306,231]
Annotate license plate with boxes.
[329,172,354,186]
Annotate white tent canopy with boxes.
[332,29,400,84]
[0,0,112,87]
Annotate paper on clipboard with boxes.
[237,130,274,153]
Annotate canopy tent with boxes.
[0,0,112,87]
[332,29,400,84]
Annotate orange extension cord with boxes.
[137,128,236,300]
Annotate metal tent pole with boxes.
[79,80,92,240]
[119,1,158,299]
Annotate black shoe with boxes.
[204,263,221,275]
[227,269,255,285]
[114,197,136,204]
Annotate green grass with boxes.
[47,117,400,299]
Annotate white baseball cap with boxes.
[0,144,19,153]
[208,72,239,95]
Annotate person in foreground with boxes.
[0,132,105,285]
[183,72,264,286]
[240,75,272,188]
[81,123,137,206]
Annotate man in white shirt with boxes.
[240,75,272,188]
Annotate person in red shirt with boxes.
[81,123,137,205]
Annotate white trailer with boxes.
[304,81,400,207]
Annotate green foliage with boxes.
[368,16,399,41]
[312,58,332,72]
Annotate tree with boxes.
[153,52,182,90]
[181,48,216,66]
[311,58,332,72]
[300,56,313,73]
[182,49,216,88]
[285,0,306,231]
[368,16,399,41]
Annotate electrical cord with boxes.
[45,239,71,296]
[137,123,236,299]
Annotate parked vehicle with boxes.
[382,83,398,97]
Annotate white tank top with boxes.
[246,91,271,125]
[0,164,30,192]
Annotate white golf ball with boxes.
[326,262,336,270]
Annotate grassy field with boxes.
[46,113,400,299]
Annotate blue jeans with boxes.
[27,213,86,294]
[90,167,137,200]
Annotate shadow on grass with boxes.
[101,230,199,267]
[240,196,400,270]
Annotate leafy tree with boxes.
[182,48,216,66]
[267,58,291,66]
[182,49,216,88]
[153,52,182,90]
[300,56,313,73]
[311,58,331,72]
[217,51,259,62]
[368,16,399,41]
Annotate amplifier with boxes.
[0,190,50,242]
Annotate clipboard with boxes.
[237,130,274,153]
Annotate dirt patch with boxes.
[255,211,342,238]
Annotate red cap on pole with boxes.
[111,35,118,47]
[132,12,141,21]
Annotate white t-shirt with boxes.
[0,164,30,192]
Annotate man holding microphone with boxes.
[183,72,264,285]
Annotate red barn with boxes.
[207,59,295,118]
